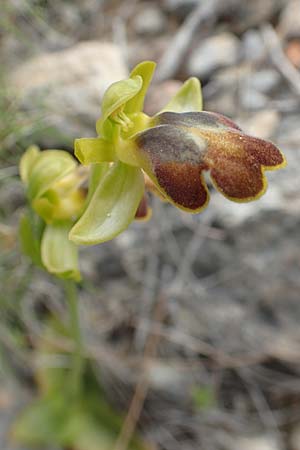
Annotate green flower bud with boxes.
[19,147,86,280]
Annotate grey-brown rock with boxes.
[278,0,300,40]
[230,435,282,450]
[187,33,241,79]
[133,5,167,36]
[246,69,281,94]
[241,89,269,111]
[229,0,285,32]
[242,30,267,62]
[9,42,127,147]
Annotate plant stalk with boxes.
[64,279,84,397]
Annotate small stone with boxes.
[214,65,280,95]
[229,0,284,32]
[147,361,187,393]
[133,6,167,36]
[241,89,269,111]
[242,30,267,62]
[246,69,281,94]
[230,435,282,450]
[187,32,241,79]
[279,0,300,40]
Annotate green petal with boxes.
[96,76,143,135]
[27,150,77,201]
[86,163,110,205]
[159,77,203,113]
[19,145,40,184]
[74,138,116,165]
[41,223,80,281]
[69,162,144,245]
[125,61,156,114]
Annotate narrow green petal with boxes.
[41,223,80,281]
[86,163,110,205]
[74,138,116,165]
[28,150,76,201]
[125,61,156,114]
[69,162,144,245]
[96,76,143,136]
[159,77,203,113]
[19,145,40,184]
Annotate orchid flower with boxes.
[66,61,283,245]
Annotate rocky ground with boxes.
[1,0,300,449]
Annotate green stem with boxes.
[64,279,84,397]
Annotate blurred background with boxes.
[1,0,300,449]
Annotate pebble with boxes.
[133,5,167,36]
[241,89,269,111]
[187,32,241,79]
[230,435,282,450]
[242,30,267,62]
[245,69,281,94]
[279,0,300,40]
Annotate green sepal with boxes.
[27,150,76,202]
[96,76,143,136]
[159,77,203,113]
[125,61,156,114]
[86,163,110,205]
[41,222,81,281]
[19,210,45,267]
[19,145,40,184]
[32,189,59,223]
[69,162,144,245]
[74,138,116,165]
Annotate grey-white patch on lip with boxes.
[136,124,207,164]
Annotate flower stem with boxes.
[64,279,84,397]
